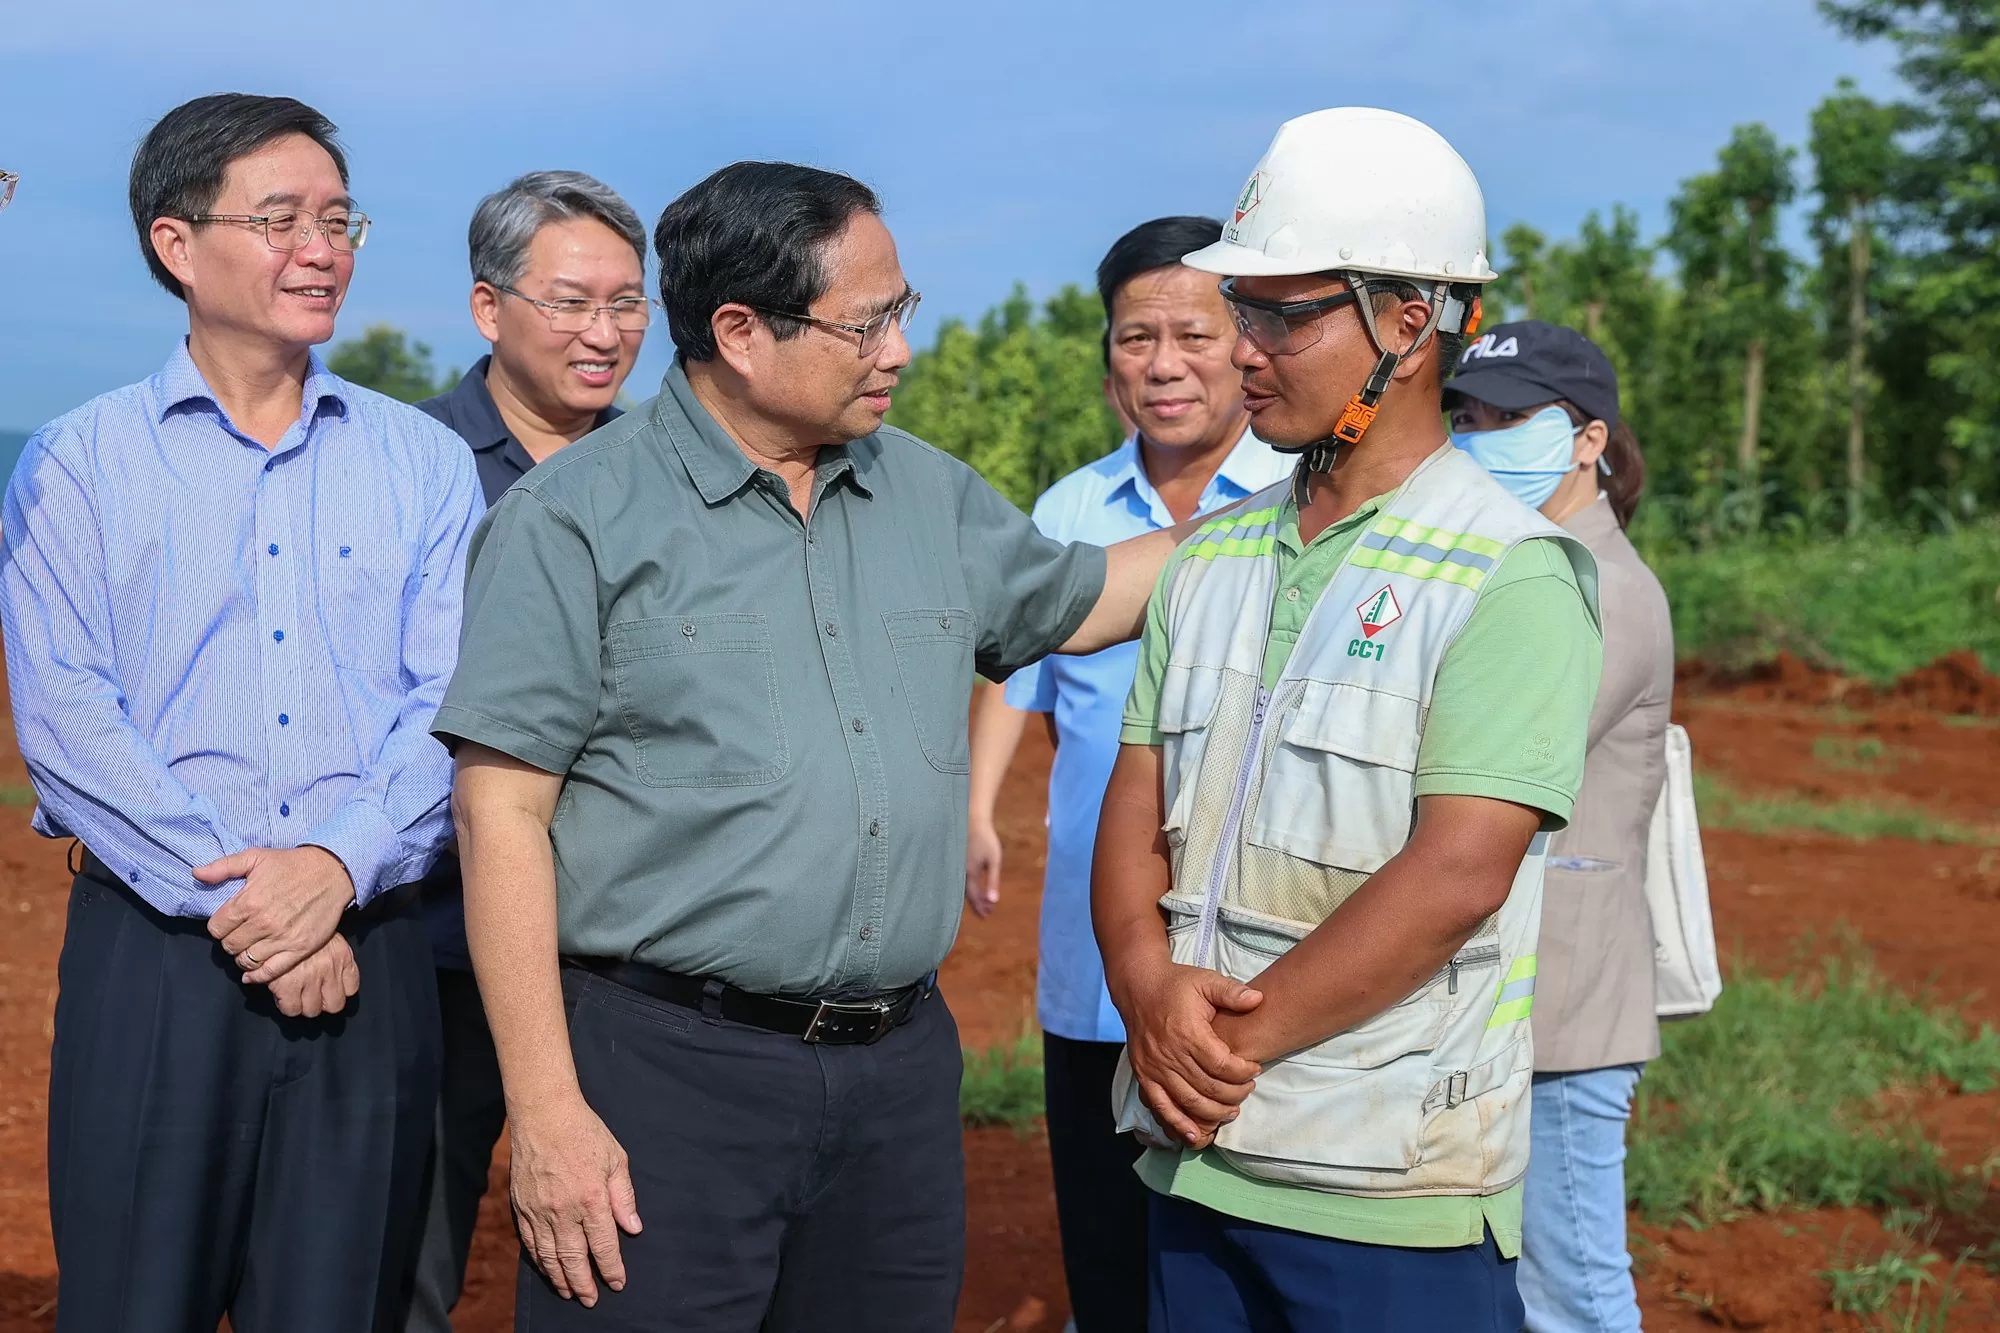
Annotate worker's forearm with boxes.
[1212,857,1490,1066]
[967,683,1030,828]
[1059,521,1200,655]
[460,800,579,1119]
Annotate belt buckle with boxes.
[804,998,893,1044]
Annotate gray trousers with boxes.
[514,966,967,1331]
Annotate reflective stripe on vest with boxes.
[1488,953,1539,1028]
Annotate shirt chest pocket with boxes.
[319,551,409,674]
[608,614,789,788]
[1246,682,1423,873]
[881,608,975,774]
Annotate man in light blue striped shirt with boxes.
[0,94,482,1332]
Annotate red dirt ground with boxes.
[0,660,1995,1329]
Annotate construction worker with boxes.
[1094,107,1603,1329]
[1447,321,1671,1333]
[965,215,1291,1333]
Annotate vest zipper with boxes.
[1194,685,1270,968]
[1443,943,1503,995]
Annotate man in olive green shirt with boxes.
[1093,108,1600,1330]
[435,163,1198,1333]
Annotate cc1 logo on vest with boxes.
[1348,585,1402,661]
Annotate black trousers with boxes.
[405,967,509,1332]
[47,863,440,1333]
[1044,1033,1150,1333]
[516,967,966,1331]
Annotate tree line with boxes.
[891,0,2000,549]
[328,2,2000,552]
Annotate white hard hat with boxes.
[1184,107,1497,284]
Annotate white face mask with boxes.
[1449,405,1582,508]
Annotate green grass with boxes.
[1823,1243,1939,1315]
[1813,735,1897,774]
[1627,951,2000,1224]
[960,1032,1044,1131]
[1694,772,1999,845]
[1648,521,2000,682]
[0,785,34,807]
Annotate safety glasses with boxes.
[1219,278,1359,355]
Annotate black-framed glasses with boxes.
[761,289,921,356]
[1219,278,1359,356]
[0,171,18,213]
[189,210,370,252]
[498,285,652,335]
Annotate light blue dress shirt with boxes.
[1004,429,1292,1042]
[0,340,484,918]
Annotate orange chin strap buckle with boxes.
[1464,296,1482,337]
[1332,395,1379,445]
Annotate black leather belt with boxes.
[564,956,932,1045]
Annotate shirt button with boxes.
[824,620,838,637]
[681,621,696,638]
[859,925,877,941]
[267,543,279,556]
[279,802,290,817]
[263,460,274,473]
[851,717,865,733]
[1285,587,1301,602]
[278,713,289,726]
[272,630,285,642]
[939,616,952,630]
[868,818,881,836]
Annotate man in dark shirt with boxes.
[406,169,650,1333]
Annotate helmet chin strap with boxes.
[1281,275,1480,500]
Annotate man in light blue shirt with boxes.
[964,216,1291,1333]
[1,94,482,1332]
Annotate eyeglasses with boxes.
[1219,278,1360,356]
[188,210,370,252]
[0,172,17,213]
[761,290,921,357]
[497,286,652,335]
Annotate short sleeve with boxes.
[953,463,1107,680]
[430,490,601,774]
[1414,539,1602,829]
[1118,551,1182,746]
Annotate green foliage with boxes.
[960,1033,1045,1131]
[1648,521,2000,679]
[326,325,455,404]
[0,786,35,807]
[1626,952,2000,1223]
[1692,771,1998,844]
[1822,1241,1939,1315]
[889,283,1121,511]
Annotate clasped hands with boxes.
[196,845,360,1018]
[1118,957,1266,1150]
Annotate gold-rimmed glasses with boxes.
[188,209,370,252]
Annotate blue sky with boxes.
[0,0,1900,431]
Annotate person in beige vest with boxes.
[1446,320,1673,1333]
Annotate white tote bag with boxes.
[1645,723,1722,1017]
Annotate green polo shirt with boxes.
[433,361,1106,998]
[1120,485,1601,1255]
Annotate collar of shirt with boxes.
[1104,425,1276,528]
[153,337,348,450]
[435,354,621,484]
[659,358,872,506]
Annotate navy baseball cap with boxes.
[1445,319,1620,427]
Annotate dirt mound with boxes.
[1680,650,2000,716]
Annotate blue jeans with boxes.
[1147,1192,1523,1332]
[1519,1064,1645,1333]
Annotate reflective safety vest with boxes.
[1114,445,1600,1197]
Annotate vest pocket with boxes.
[1246,682,1422,873]
[1155,664,1224,843]
[1216,1049,1436,1172]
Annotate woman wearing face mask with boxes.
[1444,320,1671,1333]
